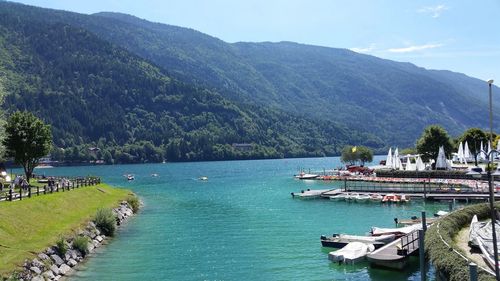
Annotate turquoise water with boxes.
[35,157,449,280]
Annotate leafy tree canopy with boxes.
[3,111,52,182]
[341,145,373,166]
[416,125,453,164]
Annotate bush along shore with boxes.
[9,199,138,281]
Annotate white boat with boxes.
[345,192,359,201]
[329,193,348,201]
[328,242,375,264]
[199,176,208,181]
[371,224,421,237]
[124,174,134,181]
[476,234,500,272]
[321,233,395,249]
[369,194,383,202]
[468,215,485,248]
[294,172,319,179]
[354,194,371,202]
[434,210,449,217]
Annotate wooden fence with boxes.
[0,177,101,202]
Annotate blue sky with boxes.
[13,0,500,82]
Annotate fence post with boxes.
[9,188,12,201]
[56,183,59,192]
[28,187,31,198]
[37,186,40,196]
[419,229,425,281]
[469,263,478,281]
[19,188,22,200]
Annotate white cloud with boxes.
[349,43,376,53]
[417,4,448,18]
[388,43,444,53]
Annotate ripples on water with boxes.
[35,157,444,280]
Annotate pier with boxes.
[367,230,421,269]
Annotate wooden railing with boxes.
[0,177,101,202]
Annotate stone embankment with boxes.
[15,201,135,281]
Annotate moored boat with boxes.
[294,172,319,180]
[354,194,371,202]
[371,224,421,238]
[321,233,395,249]
[370,194,383,202]
[328,242,375,264]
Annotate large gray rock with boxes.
[30,266,42,275]
[92,240,100,248]
[31,258,44,268]
[46,247,55,255]
[51,254,64,266]
[88,243,95,253]
[58,264,71,275]
[50,264,60,275]
[43,270,55,280]
[31,275,44,281]
[67,258,78,267]
[96,235,103,242]
[38,253,50,261]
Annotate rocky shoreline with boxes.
[14,201,135,281]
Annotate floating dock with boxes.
[367,230,420,269]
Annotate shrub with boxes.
[93,208,116,237]
[126,195,140,213]
[56,236,67,256]
[425,202,499,281]
[73,236,90,257]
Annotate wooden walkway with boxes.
[367,230,420,269]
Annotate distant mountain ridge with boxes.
[0,1,382,162]
[86,11,500,145]
[0,1,499,163]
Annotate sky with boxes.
[12,0,500,82]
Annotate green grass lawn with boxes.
[0,183,132,276]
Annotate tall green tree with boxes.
[357,146,374,165]
[341,145,373,166]
[457,128,488,166]
[3,111,52,182]
[416,125,453,164]
[341,145,357,165]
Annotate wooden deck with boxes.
[367,230,420,269]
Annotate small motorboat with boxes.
[382,193,398,203]
[294,172,319,180]
[329,193,348,201]
[328,242,375,264]
[434,210,449,217]
[369,194,383,202]
[125,174,135,181]
[354,194,371,202]
[321,233,395,249]
[199,176,208,181]
[345,192,359,201]
[399,195,410,203]
[371,224,421,238]
[151,173,159,177]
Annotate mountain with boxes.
[0,1,381,163]
[81,12,500,146]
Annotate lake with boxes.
[32,156,448,280]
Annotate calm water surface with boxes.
[35,157,449,280]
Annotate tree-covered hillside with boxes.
[0,2,382,163]
[84,11,500,146]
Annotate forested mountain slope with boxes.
[0,2,381,162]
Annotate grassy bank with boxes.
[0,183,131,276]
